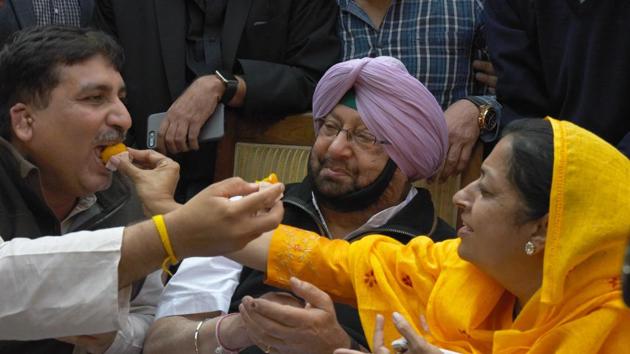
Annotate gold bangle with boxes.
[194,318,211,354]
[152,214,178,275]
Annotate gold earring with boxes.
[26,117,33,125]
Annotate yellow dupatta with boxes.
[491,118,630,353]
[266,118,630,353]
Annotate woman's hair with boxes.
[500,119,554,222]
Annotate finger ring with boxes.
[392,337,408,354]
[263,345,272,354]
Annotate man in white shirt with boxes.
[0,25,284,353]
[0,178,283,347]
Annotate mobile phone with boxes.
[146,103,225,149]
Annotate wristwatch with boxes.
[464,96,497,132]
[215,70,238,105]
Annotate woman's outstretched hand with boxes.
[333,312,442,354]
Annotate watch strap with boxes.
[215,70,238,105]
[463,95,486,108]
[464,96,494,131]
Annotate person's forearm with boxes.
[118,211,203,289]
[118,221,165,289]
[119,178,284,289]
[144,315,213,354]
[145,313,251,354]
[145,199,182,217]
[226,230,273,272]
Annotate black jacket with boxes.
[0,139,145,354]
[485,0,630,156]
[92,0,340,147]
[230,178,454,352]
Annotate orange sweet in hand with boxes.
[100,143,127,164]
[257,173,279,184]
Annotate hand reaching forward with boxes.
[334,313,442,354]
[165,177,284,258]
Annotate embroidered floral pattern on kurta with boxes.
[265,119,630,354]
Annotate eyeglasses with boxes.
[318,120,390,149]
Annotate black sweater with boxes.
[485,0,630,156]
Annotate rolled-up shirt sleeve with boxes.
[0,227,129,340]
[101,271,163,354]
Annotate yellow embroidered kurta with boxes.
[266,118,630,353]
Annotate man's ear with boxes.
[10,103,34,142]
[530,213,548,254]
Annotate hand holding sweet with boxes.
[113,148,181,215]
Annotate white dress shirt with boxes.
[156,256,242,318]
[0,228,128,340]
[1,226,163,354]
[97,270,163,354]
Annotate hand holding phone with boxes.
[146,103,225,150]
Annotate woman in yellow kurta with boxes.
[234,118,630,353]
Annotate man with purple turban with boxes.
[143,56,454,354]
[229,56,454,354]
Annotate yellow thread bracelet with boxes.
[152,214,178,276]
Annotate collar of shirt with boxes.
[0,137,36,180]
[338,0,378,29]
[0,138,99,234]
[311,187,418,240]
[61,194,98,234]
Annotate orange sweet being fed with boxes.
[100,143,127,164]
[257,172,279,184]
[229,173,280,202]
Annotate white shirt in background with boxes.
[156,256,242,318]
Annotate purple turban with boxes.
[312,56,448,181]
